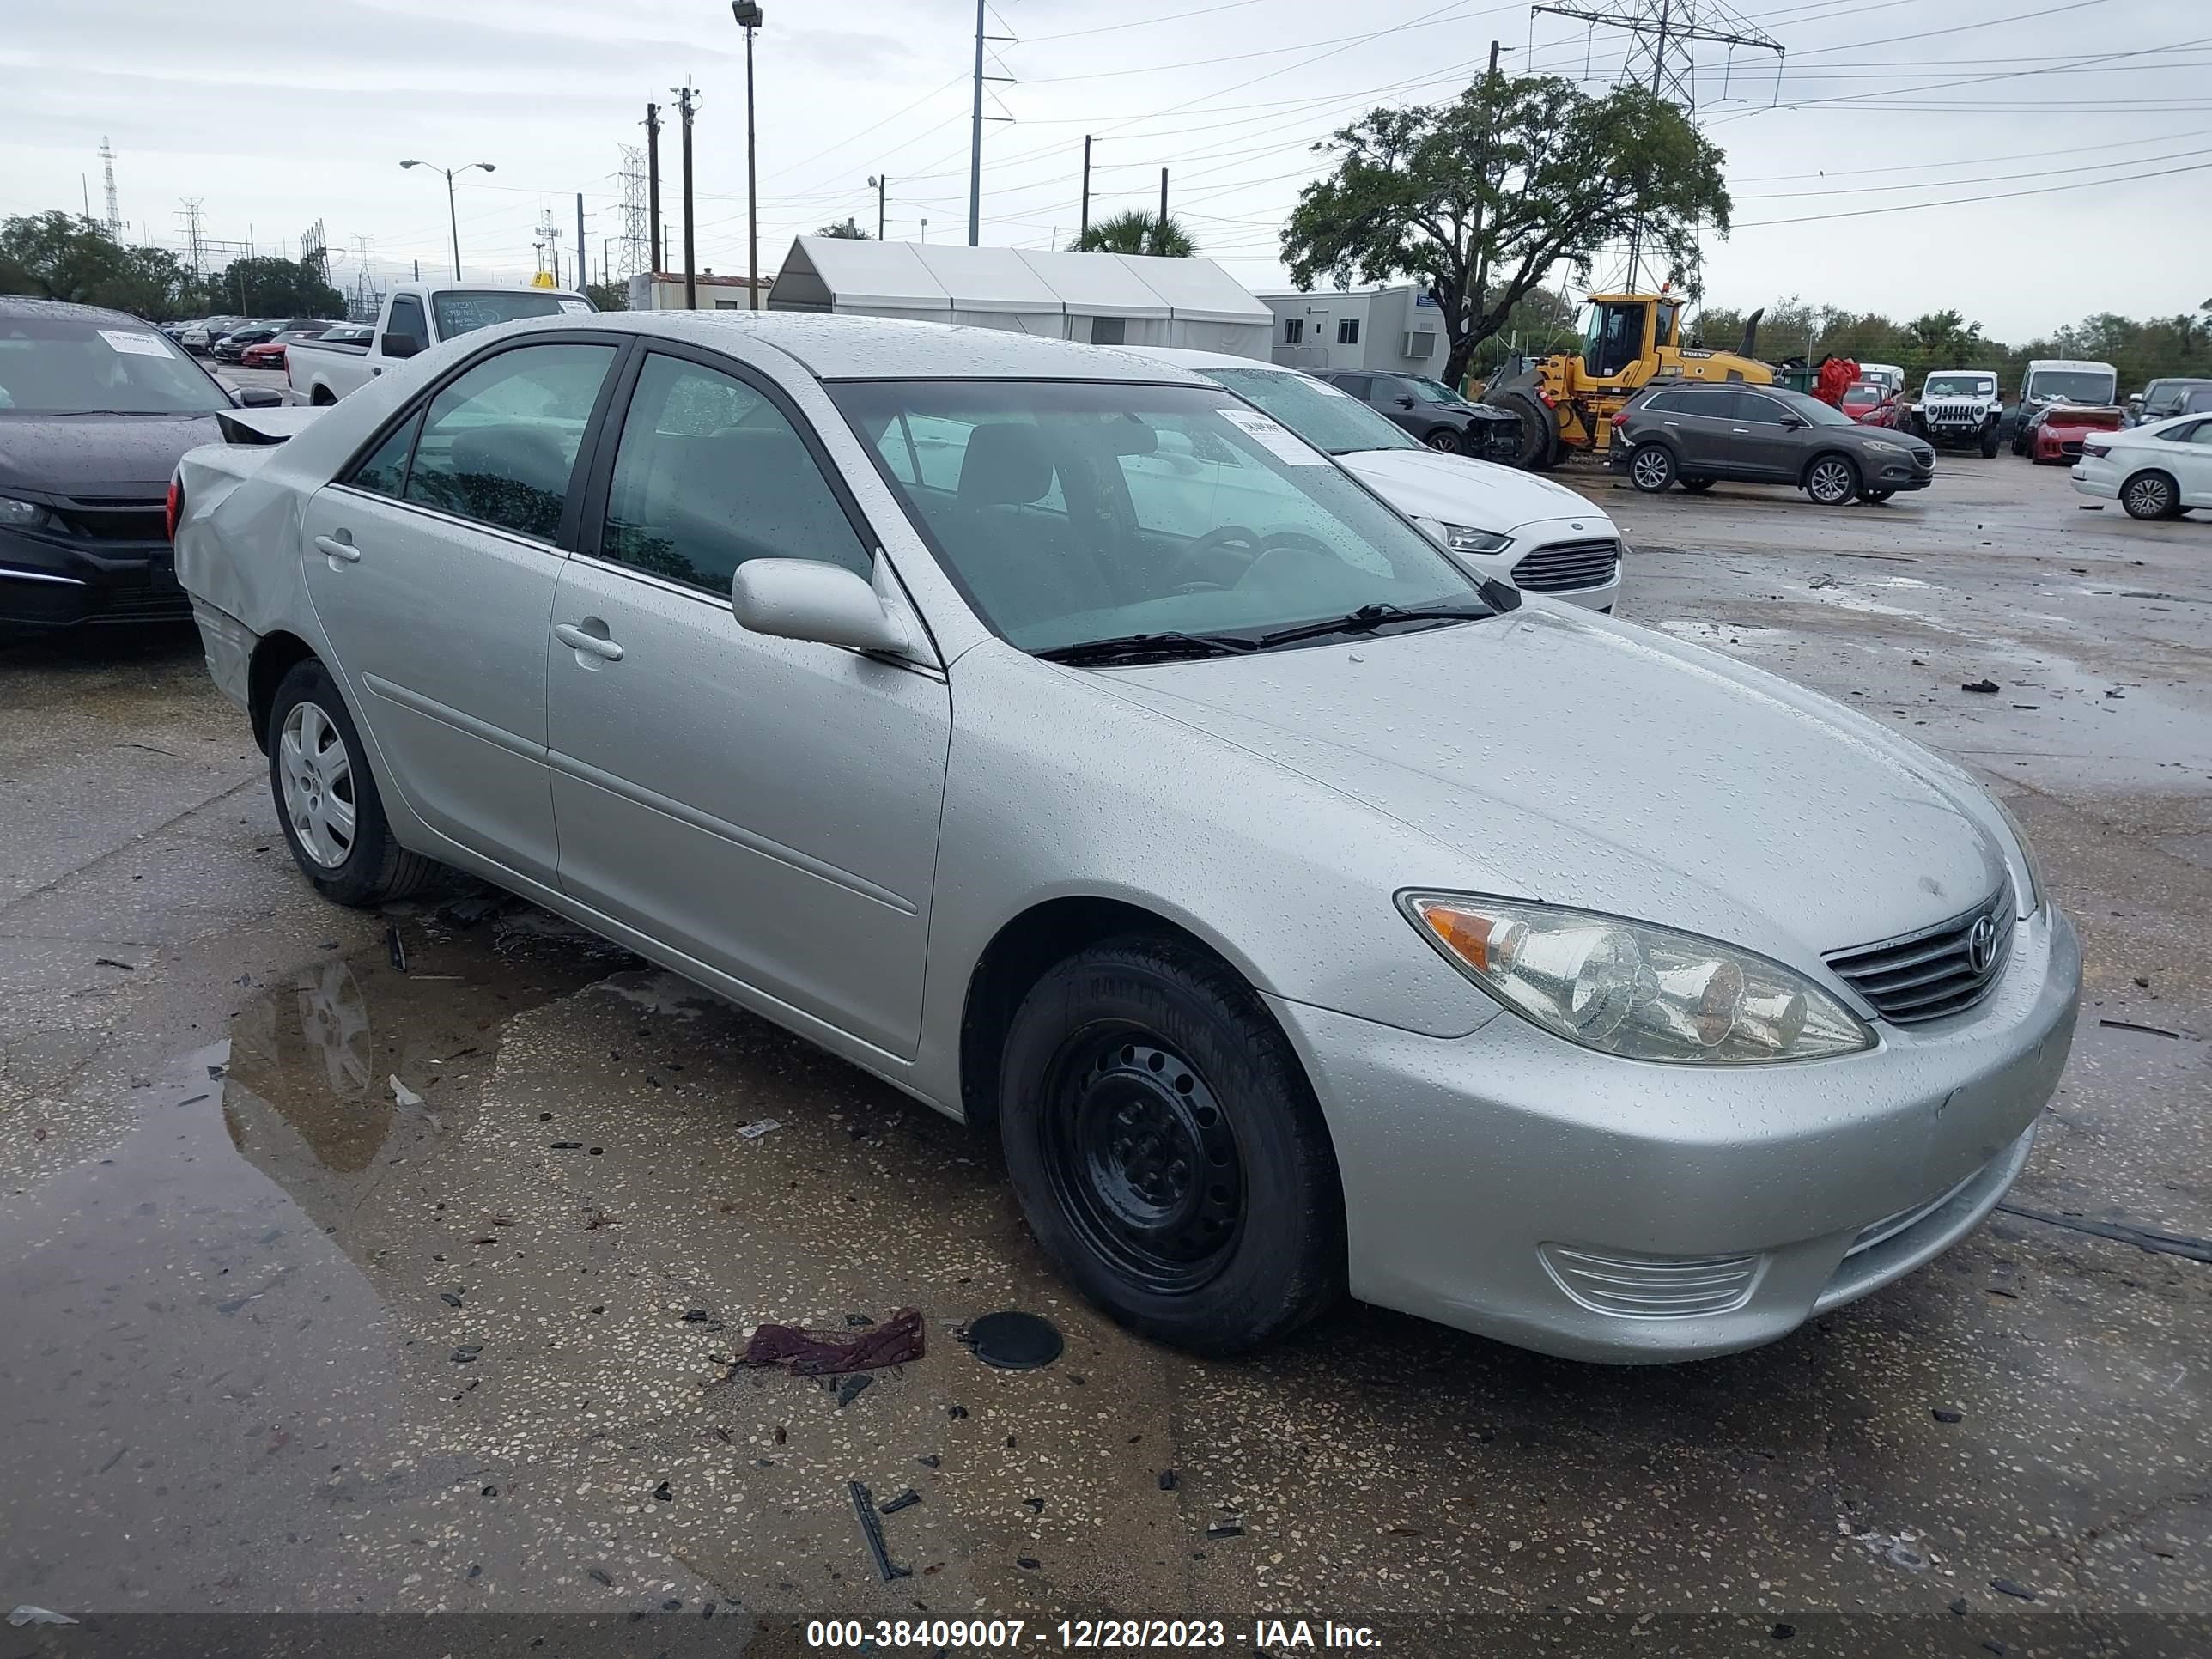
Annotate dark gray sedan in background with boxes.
[1613,381,1936,504]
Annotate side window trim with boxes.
[331,331,635,550]
[573,340,884,580]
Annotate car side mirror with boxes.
[1395,395,1415,409]
[233,386,284,408]
[1780,413,1808,429]
[383,331,426,360]
[731,558,912,655]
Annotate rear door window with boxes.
[401,342,616,541]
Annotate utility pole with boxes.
[1158,168,1168,240]
[1079,137,1091,241]
[868,174,888,240]
[1530,1,1780,289]
[672,82,699,309]
[1465,40,1503,343]
[576,193,587,292]
[645,103,663,275]
[733,3,763,309]
[966,1,1016,246]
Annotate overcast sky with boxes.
[4,0,2207,339]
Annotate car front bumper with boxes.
[1498,515,1624,612]
[1267,904,2080,1363]
[1,524,190,631]
[1869,453,1936,490]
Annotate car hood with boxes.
[1085,605,2009,963]
[1335,447,1608,536]
[0,410,228,497]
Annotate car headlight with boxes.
[1862,439,1905,454]
[1438,523,1513,555]
[1989,796,2044,916]
[1401,893,1875,1063]
[0,495,58,532]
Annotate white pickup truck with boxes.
[285,282,594,404]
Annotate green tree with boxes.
[584,279,629,311]
[199,255,345,319]
[1905,308,1988,368]
[815,216,870,240]
[0,210,198,319]
[1072,210,1197,258]
[1283,75,1730,386]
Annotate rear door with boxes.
[1657,391,1734,473]
[2160,419,2212,506]
[301,336,622,884]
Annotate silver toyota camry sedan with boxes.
[173,313,2080,1363]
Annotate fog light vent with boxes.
[1540,1244,1762,1319]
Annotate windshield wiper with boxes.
[1255,600,1493,651]
[1036,629,1260,665]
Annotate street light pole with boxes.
[868,174,887,241]
[401,159,496,281]
[734,3,763,309]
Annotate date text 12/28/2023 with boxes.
[805,1618,1386,1650]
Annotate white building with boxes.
[766,237,1274,356]
[627,270,772,311]
[1259,284,1448,376]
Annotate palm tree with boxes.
[1071,210,1197,258]
[815,217,870,240]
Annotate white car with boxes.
[1113,346,1622,611]
[2069,412,2212,520]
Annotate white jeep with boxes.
[1905,370,2004,457]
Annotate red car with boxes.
[2029,404,2124,465]
[1841,380,1899,425]
[240,340,289,368]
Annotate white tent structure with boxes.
[768,237,1273,358]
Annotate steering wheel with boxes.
[1172,523,1263,592]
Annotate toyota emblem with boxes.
[1966,915,1999,975]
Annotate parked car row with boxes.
[164,315,347,363]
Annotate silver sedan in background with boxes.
[174,313,2079,1362]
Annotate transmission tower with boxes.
[616,144,650,281]
[98,136,123,234]
[176,199,207,282]
[346,232,385,323]
[533,207,562,279]
[1530,0,1782,289]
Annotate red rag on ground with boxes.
[738,1307,925,1375]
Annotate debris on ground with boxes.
[737,1306,925,1376]
[1158,1469,1179,1491]
[1996,1203,2212,1264]
[386,924,408,971]
[1960,679,2000,694]
[1932,1407,1963,1424]
[439,891,516,929]
[878,1487,921,1516]
[389,1075,423,1109]
[8,1607,78,1627]
[960,1310,1065,1371]
[1808,574,1838,590]
[1990,1577,2038,1601]
[836,1374,874,1408]
[2097,1018,2179,1038]
[93,957,136,971]
[737,1119,782,1140]
[1206,1517,1247,1540]
[849,1480,911,1582]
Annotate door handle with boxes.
[1730,428,1750,434]
[555,621,623,662]
[313,533,361,563]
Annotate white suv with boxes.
[1906,370,2003,458]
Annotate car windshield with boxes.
[1770,386,1855,427]
[2028,370,2114,404]
[1403,376,1464,404]
[834,379,1486,656]
[1844,382,1882,402]
[1195,365,1418,455]
[1925,374,1992,397]
[0,311,229,414]
[430,289,590,339]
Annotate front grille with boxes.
[1511,537,1620,593]
[57,496,168,543]
[1911,450,1936,470]
[1926,401,1984,427]
[1826,884,2014,1024]
[1540,1244,1761,1318]
[2060,440,2085,458]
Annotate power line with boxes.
[1735,154,2212,227]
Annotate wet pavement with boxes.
[2,457,2207,1656]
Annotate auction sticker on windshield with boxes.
[99,330,172,357]
[1218,407,1327,464]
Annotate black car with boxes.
[1610,381,1936,504]
[212,323,282,363]
[1317,369,1522,461]
[0,297,279,636]
[2131,377,2212,426]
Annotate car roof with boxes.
[515,310,1215,385]
[1107,343,1280,374]
[0,295,156,328]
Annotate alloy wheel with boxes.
[278,699,358,869]
[1040,1026,1244,1294]
[1808,458,1856,504]
[2123,474,2174,519]
[1631,447,1673,491]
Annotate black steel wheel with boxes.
[999,934,1344,1354]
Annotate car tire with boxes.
[1628,442,1678,493]
[1680,477,1716,493]
[997,933,1346,1356]
[1804,453,1861,505]
[1979,427,2000,459]
[267,659,440,908]
[2120,470,2180,520]
[1424,427,1462,454]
